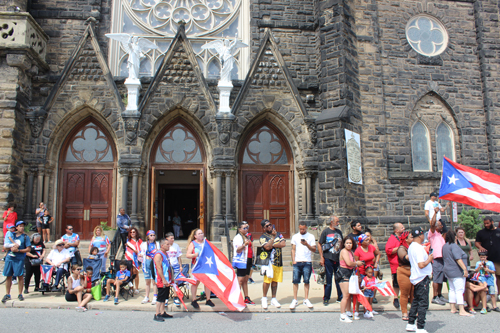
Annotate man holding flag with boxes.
[153,239,174,322]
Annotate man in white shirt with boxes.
[166,232,182,306]
[290,221,316,309]
[407,227,434,333]
[424,192,449,233]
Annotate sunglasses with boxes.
[67,228,73,230]
[265,224,272,228]
[75,268,81,271]
[57,244,64,247]
[242,227,249,230]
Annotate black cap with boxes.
[260,219,270,228]
[430,192,438,197]
[411,226,424,238]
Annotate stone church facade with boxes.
[0,0,498,241]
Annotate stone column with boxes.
[130,169,139,223]
[298,170,307,219]
[211,169,224,223]
[225,170,235,224]
[305,171,313,219]
[137,170,144,220]
[119,169,129,212]
[36,169,44,207]
[43,170,51,203]
[24,168,35,220]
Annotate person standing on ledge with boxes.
[425,192,450,233]
[116,208,131,258]
[347,221,364,244]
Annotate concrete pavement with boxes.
[1,267,454,314]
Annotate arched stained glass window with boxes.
[65,122,114,163]
[155,123,203,163]
[109,0,250,79]
[436,122,455,171]
[411,122,431,171]
[242,126,288,165]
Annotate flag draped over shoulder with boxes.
[439,157,500,212]
[191,239,246,311]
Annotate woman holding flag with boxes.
[125,227,142,295]
[186,228,214,309]
[140,230,159,304]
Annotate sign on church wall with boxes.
[344,129,363,185]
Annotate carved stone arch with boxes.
[140,108,213,167]
[235,110,305,169]
[45,106,120,167]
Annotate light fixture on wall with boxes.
[192,171,198,176]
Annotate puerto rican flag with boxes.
[191,239,245,311]
[366,281,397,297]
[175,271,197,285]
[40,265,54,284]
[439,157,500,212]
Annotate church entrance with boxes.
[239,123,293,238]
[59,120,116,240]
[149,120,206,238]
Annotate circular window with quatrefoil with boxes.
[406,15,448,57]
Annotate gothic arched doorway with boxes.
[58,119,117,240]
[149,119,206,238]
[239,122,294,238]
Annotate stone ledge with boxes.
[388,171,441,180]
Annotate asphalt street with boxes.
[1,308,495,332]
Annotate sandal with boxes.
[402,316,409,321]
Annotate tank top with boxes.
[71,276,81,289]
[456,239,471,266]
[340,250,354,269]
[191,241,203,265]
[154,251,172,288]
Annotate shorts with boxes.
[338,267,354,283]
[65,291,78,302]
[364,289,374,298]
[488,285,496,295]
[3,257,24,277]
[42,224,50,230]
[292,262,312,284]
[263,265,283,284]
[143,258,153,280]
[494,262,500,276]
[157,287,170,303]
[432,258,445,284]
[392,273,399,289]
[236,258,253,277]
[36,220,42,229]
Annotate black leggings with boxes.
[25,261,41,290]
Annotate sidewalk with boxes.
[1,267,453,313]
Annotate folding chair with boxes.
[82,258,102,283]
[109,260,136,301]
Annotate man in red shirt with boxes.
[2,203,17,238]
[385,222,405,309]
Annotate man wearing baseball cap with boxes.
[2,221,31,303]
[406,226,433,333]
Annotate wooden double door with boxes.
[61,169,113,240]
[242,170,290,238]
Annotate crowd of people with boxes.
[2,192,500,329]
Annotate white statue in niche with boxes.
[202,37,248,83]
[106,33,158,80]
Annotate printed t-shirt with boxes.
[116,269,130,280]
[259,233,284,267]
[246,232,254,259]
[475,260,496,286]
[319,227,343,262]
[61,233,80,254]
[8,233,31,260]
[91,236,110,254]
[167,243,182,269]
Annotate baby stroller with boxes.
[40,264,69,295]
[106,260,136,301]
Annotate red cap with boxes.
[6,224,15,229]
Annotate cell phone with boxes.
[301,239,306,242]
[272,224,275,230]
[429,248,434,255]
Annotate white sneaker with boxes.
[128,282,133,288]
[346,311,353,317]
[12,280,18,285]
[406,324,417,332]
[354,312,360,320]
[416,330,428,333]
[261,297,268,310]
[151,296,157,305]
[303,299,313,308]
[134,289,140,295]
[141,297,149,304]
[340,314,353,323]
[372,310,379,315]
[363,311,373,319]
[290,299,298,309]
[271,298,281,308]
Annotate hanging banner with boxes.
[452,202,458,223]
[344,129,363,185]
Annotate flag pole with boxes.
[224,214,232,261]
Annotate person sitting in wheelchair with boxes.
[45,239,72,291]
[103,260,130,304]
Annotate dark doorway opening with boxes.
[158,184,199,239]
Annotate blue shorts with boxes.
[292,262,312,284]
[364,289,374,298]
[488,285,496,295]
[143,258,153,280]
[3,256,25,277]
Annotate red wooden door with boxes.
[62,169,112,240]
[242,171,290,238]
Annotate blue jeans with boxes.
[324,258,342,301]
[292,262,312,284]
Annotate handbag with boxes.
[334,267,343,281]
[254,247,271,266]
[30,258,42,266]
[73,250,82,266]
[322,238,339,252]
[316,266,326,285]
[91,276,105,301]
[348,273,361,294]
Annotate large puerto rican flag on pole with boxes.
[191,239,246,311]
[439,157,500,212]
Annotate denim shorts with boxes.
[292,262,312,284]
[364,289,374,298]
[143,258,153,280]
[488,285,496,295]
